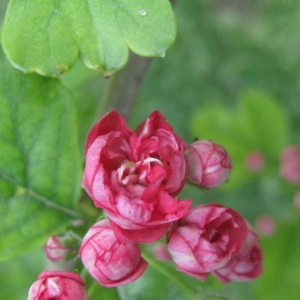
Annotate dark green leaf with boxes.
[0,46,82,260]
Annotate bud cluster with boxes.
[28,111,263,299]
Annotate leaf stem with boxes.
[142,251,228,300]
[99,51,152,119]
[142,251,199,299]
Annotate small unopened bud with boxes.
[255,215,276,236]
[245,151,265,173]
[293,191,300,210]
[185,140,232,189]
[280,145,300,184]
[45,231,81,262]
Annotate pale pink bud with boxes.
[245,151,265,173]
[213,227,263,283]
[167,204,248,281]
[185,140,232,189]
[293,191,300,210]
[79,219,148,287]
[28,271,89,300]
[44,231,80,262]
[280,145,300,183]
[45,236,71,262]
[255,215,276,236]
[280,145,300,162]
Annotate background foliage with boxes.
[1,0,300,299]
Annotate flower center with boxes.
[117,158,164,186]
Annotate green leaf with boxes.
[118,252,228,300]
[2,0,176,76]
[239,89,290,158]
[189,89,290,188]
[0,46,82,261]
[253,217,300,300]
[0,248,44,300]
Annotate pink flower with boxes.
[45,236,72,262]
[245,151,265,173]
[185,140,232,189]
[79,219,148,287]
[167,204,248,281]
[213,227,263,283]
[82,111,192,243]
[280,145,300,184]
[28,271,89,300]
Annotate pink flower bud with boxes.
[280,145,300,184]
[44,231,81,262]
[79,219,148,287]
[167,204,248,281]
[28,271,89,300]
[255,215,276,236]
[185,140,232,189]
[293,190,300,210]
[45,236,71,262]
[213,227,263,283]
[245,151,265,173]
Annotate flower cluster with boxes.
[79,111,262,286]
[28,111,263,299]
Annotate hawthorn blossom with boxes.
[82,111,191,243]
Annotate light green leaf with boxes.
[0,46,82,261]
[239,89,290,158]
[2,0,176,76]
[190,89,290,188]
[253,217,300,300]
[118,253,227,300]
[0,248,44,300]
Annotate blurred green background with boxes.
[1,0,300,299]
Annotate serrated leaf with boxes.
[2,0,176,76]
[0,46,82,261]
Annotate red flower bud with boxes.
[245,151,265,173]
[167,204,248,281]
[28,271,88,300]
[213,227,263,283]
[280,145,300,184]
[185,140,232,189]
[79,219,148,287]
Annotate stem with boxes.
[98,0,179,119]
[99,51,152,119]
[142,251,199,299]
[142,251,228,300]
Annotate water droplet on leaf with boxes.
[140,9,147,16]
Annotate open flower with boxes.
[28,271,88,300]
[82,111,192,243]
[79,219,148,287]
[167,204,248,281]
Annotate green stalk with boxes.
[142,251,199,299]
[142,251,228,300]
